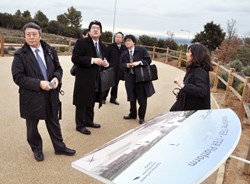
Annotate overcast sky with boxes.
[1,0,250,39]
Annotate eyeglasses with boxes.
[91,26,100,30]
[25,33,39,38]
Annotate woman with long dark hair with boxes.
[170,43,213,111]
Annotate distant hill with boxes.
[0,27,74,45]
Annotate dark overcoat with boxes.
[71,37,106,108]
[120,46,155,101]
[181,66,211,110]
[11,40,62,119]
[106,43,126,81]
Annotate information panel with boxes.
[72,109,241,184]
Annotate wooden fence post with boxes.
[165,48,169,63]
[68,40,72,52]
[212,62,220,93]
[0,35,4,57]
[243,144,250,175]
[178,50,182,68]
[152,46,156,59]
[223,68,235,106]
[239,77,250,122]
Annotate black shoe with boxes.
[139,119,145,124]
[34,151,44,162]
[76,127,91,135]
[86,122,101,128]
[123,115,137,120]
[55,148,76,156]
[110,100,119,105]
[102,99,106,104]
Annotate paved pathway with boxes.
[0,56,218,183]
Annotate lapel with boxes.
[125,50,130,63]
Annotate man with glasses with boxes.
[72,20,108,135]
[11,22,76,162]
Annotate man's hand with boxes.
[40,81,52,91]
[93,58,109,67]
[49,77,59,89]
[127,61,141,68]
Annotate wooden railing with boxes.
[0,35,73,56]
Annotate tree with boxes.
[64,6,82,28]
[139,35,158,46]
[22,10,32,20]
[165,39,178,50]
[56,7,82,38]
[216,36,241,64]
[47,20,61,34]
[14,10,22,17]
[12,10,27,29]
[101,31,112,43]
[216,19,240,64]
[63,6,82,37]
[0,13,14,28]
[227,19,237,41]
[192,21,225,51]
[57,14,69,26]
[34,10,49,32]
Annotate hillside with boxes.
[0,27,74,45]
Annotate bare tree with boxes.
[227,19,237,41]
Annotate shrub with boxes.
[243,66,250,76]
[59,47,66,52]
[217,71,227,89]
[228,59,242,72]
[232,77,244,95]
[236,82,244,95]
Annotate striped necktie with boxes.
[129,50,134,75]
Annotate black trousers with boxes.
[129,98,147,119]
[103,80,119,101]
[75,106,94,129]
[26,94,65,153]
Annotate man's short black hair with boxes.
[115,31,124,38]
[22,22,41,33]
[88,20,102,33]
[124,34,136,44]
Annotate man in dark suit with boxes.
[120,34,155,124]
[72,20,109,135]
[11,22,75,162]
[102,32,126,105]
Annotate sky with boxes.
[1,0,250,39]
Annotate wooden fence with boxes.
[0,35,73,56]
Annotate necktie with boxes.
[129,50,134,75]
[95,42,102,58]
[35,49,48,81]
[129,50,133,63]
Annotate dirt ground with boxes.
[212,91,250,184]
[163,58,250,184]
